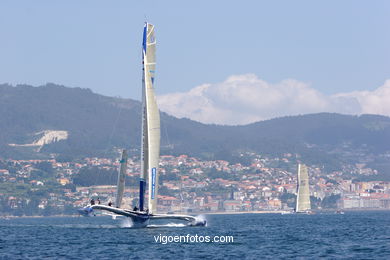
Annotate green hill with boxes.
[1,83,389,174]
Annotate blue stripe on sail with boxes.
[142,23,147,52]
[139,179,146,211]
[151,168,156,199]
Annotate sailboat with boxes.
[78,22,206,227]
[295,163,312,213]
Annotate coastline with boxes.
[0,214,80,219]
[202,210,288,215]
[2,208,390,219]
[0,211,285,219]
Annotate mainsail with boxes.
[116,150,128,208]
[295,164,311,212]
[140,22,160,214]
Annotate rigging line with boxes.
[162,117,172,150]
[147,27,154,37]
[104,104,123,157]
[90,104,123,191]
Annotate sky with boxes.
[1,0,389,125]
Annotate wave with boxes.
[147,223,187,228]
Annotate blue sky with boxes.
[1,1,389,124]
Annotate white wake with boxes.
[147,223,187,228]
[119,218,134,228]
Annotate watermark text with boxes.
[154,234,234,244]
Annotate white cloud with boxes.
[157,74,390,125]
[335,79,390,116]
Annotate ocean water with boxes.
[1,211,390,259]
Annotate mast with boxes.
[116,149,127,208]
[139,23,148,212]
[296,163,311,212]
[140,22,160,214]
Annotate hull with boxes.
[83,205,206,227]
[91,205,150,227]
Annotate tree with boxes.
[321,194,341,209]
[72,167,117,186]
[35,162,54,175]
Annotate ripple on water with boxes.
[1,212,390,259]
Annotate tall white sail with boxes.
[116,150,127,208]
[140,23,160,214]
[296,164,311,212]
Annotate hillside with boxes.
[1,83,390,173]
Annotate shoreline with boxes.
[0,214,80,219]
[201,210,288,215]
[0,211,284,219]
[2,208,390,219]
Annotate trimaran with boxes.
[78,22,206,227]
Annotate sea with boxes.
[0,211,389,259]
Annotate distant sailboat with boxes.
[78,22,206,227]
[115,150,127,209]
[295,164,311,213]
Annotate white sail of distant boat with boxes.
[78,22,206,227]
[295,164,311,213]
[115,150,127,208]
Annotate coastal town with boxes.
[1,151,389,216]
